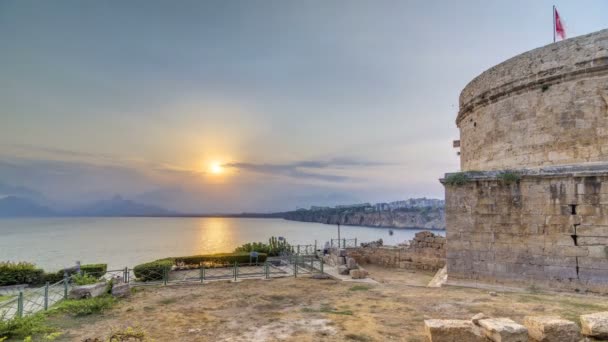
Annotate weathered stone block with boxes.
[523,316,579,342]
[68,282,107,299]
[580,311,608,338]
[424,319,484,342]
[111,283,130,298]
[477,318,528,342]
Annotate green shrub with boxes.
[41,272,64,285]
[133,259,173,281]
[72,273,100,286]
[58,263,108,278]
[174,252,267,266]
[497,171,521,184]
[52,295,116,317]
[234,236,291,256]
[0,262,44,286]
[0,313,53,339]
[444,172,468,186]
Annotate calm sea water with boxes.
[0,217,443,271]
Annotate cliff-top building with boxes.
[443,29,608,293]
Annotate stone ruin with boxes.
[443,29,608,294]
[346,231,446,272]
[425,311,608,342]
[323,249,369,279]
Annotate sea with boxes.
[0,217,443,271]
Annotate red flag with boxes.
[554,7,566,41]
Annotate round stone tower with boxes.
[444,29,608,294]
[458,29,608,171]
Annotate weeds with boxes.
[345,333,372,341]
[444,173,468,186]
[0,313,54,340]
[108,326,150,341]
[158,297,177,305]
[497,171,521,184]
[349,285,371,291]
[53,295,116,317]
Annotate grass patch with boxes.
[52,295,116,317]
[345,333,372,341]
[0,313,55,340]
[444,173,468,186]
[302,304,354,316]
[349,285,371,292]
[108,326,150,341]
[0,295,14,302]
[158,297,178,305]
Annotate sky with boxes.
[1,1,607,213]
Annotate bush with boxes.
[133,259,173,281]
[53,295,116,317]
[234,236,291,256]
[0,313,53,339]
[174,252,267,266]
[444,172,468,186]
[72,273,100,286]
[58,263,108,278]
[0,262,45,286]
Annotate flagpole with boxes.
[552,5,556,43]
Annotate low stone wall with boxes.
[346,231,446,271]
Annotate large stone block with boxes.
[111,283,130,298]
[68,282,107,299]
[424,319,485,342]
[523,316,579,342]
[580,311,608,338]
[477,318,528,342]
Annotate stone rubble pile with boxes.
[322,249,368,279]
[346,231,446,271]
[424,311,608,342]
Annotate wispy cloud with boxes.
[225,158,387,182]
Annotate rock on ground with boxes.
[580,311,608,339]
[428,265,447,288]
[471,313,488,325]
[337,265,350,275]
[424,319,485,342]
[111,283,130,298]
[477,318,528,342]
[68,282,107,299]
[523,316,579,342]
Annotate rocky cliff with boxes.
[283,207,445,230]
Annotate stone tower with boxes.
[443,29,608,293]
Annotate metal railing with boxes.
[330,238,358,249]
[0,255,326,321]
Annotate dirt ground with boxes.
[53,266,608,341]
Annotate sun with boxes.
[210,162,223,174]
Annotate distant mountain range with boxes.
[0,195,176,218]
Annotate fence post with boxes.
[297,245,300,255]
[200,266,205,284]
[123,267,128,283]
[320,257,324,274]
[343,238,346,249]
[44,282,49,311]
[234,262,238,282]
[264,262,269,279]
[63,274,68,299]
[314,240,317,254]
[294,255,298,278]
[17,291,23,317]
[310,255,313,270]
[355,238,357,247]
[163,267,168,286]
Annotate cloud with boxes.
[225,158,387,182]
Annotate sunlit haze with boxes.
[1,1,607,213]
